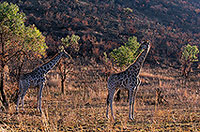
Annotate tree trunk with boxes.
[0,66,9,110]
[182,62,187,77]
[61,79,65,94]
[182,61,192,78]
[186,63,192,77]
[0,32,9,109]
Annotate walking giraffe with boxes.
[16,48,71,113]
[106,40,151,120]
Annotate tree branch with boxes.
[5,50,23,63]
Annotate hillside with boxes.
[2,0,200,65]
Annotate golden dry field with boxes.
[1,62,200,131]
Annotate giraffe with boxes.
[106,40,151,120]
[16,48,71,113]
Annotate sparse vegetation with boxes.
[1,63,200,131]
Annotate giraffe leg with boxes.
[132,78,141,119]
[132,87,137,119]
[16,95,20,111]
[16,81,22,111]
[21,94,25,111]
[106,87,115,120]
[21,85,29,111]
[128,89,133,120]
[37,83,44,113]
[16,80,29,111]
[109,91,115,120]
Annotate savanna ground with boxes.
[0,61,200,131]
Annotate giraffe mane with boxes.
[39,52,60,67]
[125,49,145,70]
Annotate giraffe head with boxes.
[139,40,151,51]
[59,46,72,59]
[62,50,72,59]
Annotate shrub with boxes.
[181,44,199,77]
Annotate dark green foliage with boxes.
[0,2,47,56]
[61,34,80,51]
[109,36,141,68]
[0,2,25,37]
[181,44,199,63]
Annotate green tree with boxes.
[61,34,80,52]
[109,36,141,69]
[0,2,47,109]
[181,44,199,78]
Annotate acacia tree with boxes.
[57,58,72,94]
[109,36,141,69]
[181,44,199,78]
[0,2,47,109]
[58,34,80,94]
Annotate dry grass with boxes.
[140,72,174,80]
[0,64,200,131]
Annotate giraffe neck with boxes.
[39,52,63,74]
[127,46,150,75]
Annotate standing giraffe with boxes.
[106,40,151,120]
[16,48,71,113]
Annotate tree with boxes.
[109,36,141,69]
[58,34,80,94]
[181,44,199,78]
[61,34,80,52]
[0,2,47,110]
[57,58,72,94]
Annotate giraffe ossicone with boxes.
[106,40,151,120]
[16,49,71,113]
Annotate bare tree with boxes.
[57,58,73,94]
